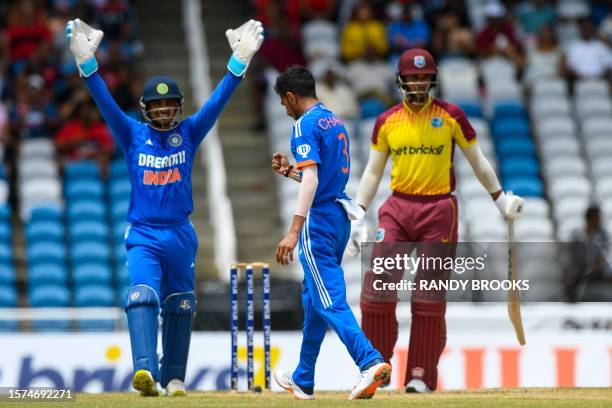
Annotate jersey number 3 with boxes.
[338,132,349,174]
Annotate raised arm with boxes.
[189,20,264,146]
[67,19,135,151]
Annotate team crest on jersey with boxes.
[375,228,385,242]
[431,117,443,128]
[168,133,182,147]
[296,144,311,158]
[414,56,426,68]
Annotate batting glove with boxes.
[226,19,264,77]
[346,219,370,257]
[494,191,525,220]
[66,19,104,78]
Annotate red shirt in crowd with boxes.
[55,120,114,161]
[6,23,50,61]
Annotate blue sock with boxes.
[362,358,385,372]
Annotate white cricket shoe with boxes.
[405,378,432,393]
[165,379,187,396]
[274,369,314,400]
[348,362,392,400]
[132,369,159,397]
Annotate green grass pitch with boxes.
[3,388,612,408]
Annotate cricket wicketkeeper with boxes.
[351,48,525,393]
[66,18,263,396]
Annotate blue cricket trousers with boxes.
[293,202,382,388]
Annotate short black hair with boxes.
[274,66,317,98]
[586,205,601,221]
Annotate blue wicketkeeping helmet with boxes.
[140,76,184,130]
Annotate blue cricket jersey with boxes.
[290,102,350,207]
[85,72,241,226]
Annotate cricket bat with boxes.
[507,218,526,345]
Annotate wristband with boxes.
[283,165,294,178]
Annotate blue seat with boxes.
[503,177,544,197]
[0,205,10,221]
[0,285,17,307]
[113,221,129,244]
[110,160,128,178]
[0,222,11,242]
[500,157,540,179]
[67,201,106,221]
[116,262,129,285]
[111,200,129,223]
[492,119,530,140]
[69,221,109,242]
[27,242,67,266]
[493,102,527,120]
[360,98,387,119]
[496,138,536,159]
[65,180,104,201]
[25,221,65,243]
[109,179,131,201]
[114,243,126,263]
[118,285,130,307]
[75,285,115,307]
[0,264,15,285]
[29,286,69,331]
[29,285,70,307]
[458,102,483,118]
[0,243,13,264]
[73,263,113,286]
[71,242,111,265]
[29,263,68,287]
[64,160,101,180]
[29,205,62,223]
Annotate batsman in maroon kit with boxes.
[350,49,524,392]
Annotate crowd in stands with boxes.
[0,0,141,321]
[256,0,612,302]
[254,0,610,125]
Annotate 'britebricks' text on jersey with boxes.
[85,72,240,226]
[290,103,350,206]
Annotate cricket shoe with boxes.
[132,369,159,397]
[405,378,432,393]
[165,379,187,397]
[274,369,314,400]
[348,361,392,400]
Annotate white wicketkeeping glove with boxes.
[226,19,264,77]
[494,191,525,220]
[346,219,371,257]
[66,19,104,77]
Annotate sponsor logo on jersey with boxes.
[296,144,311,158]
[390,144,445,156]
[431,117,443,128]
[168,133,182,147]
[138,151,186,169]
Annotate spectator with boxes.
[563,17,612,79]
[340,1,388,62]
[516,0,556,36]
[476,1,524,66]
[431,8,475,59]
[55,99,114,169]
[563,205,612,302]
[523,25,561,84]
[314,63,359,121]
[387,3,430,59]
[10,74,60,140]
[346,46,395,118]
[3,0,51,75]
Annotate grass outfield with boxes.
[3,388,612,408]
